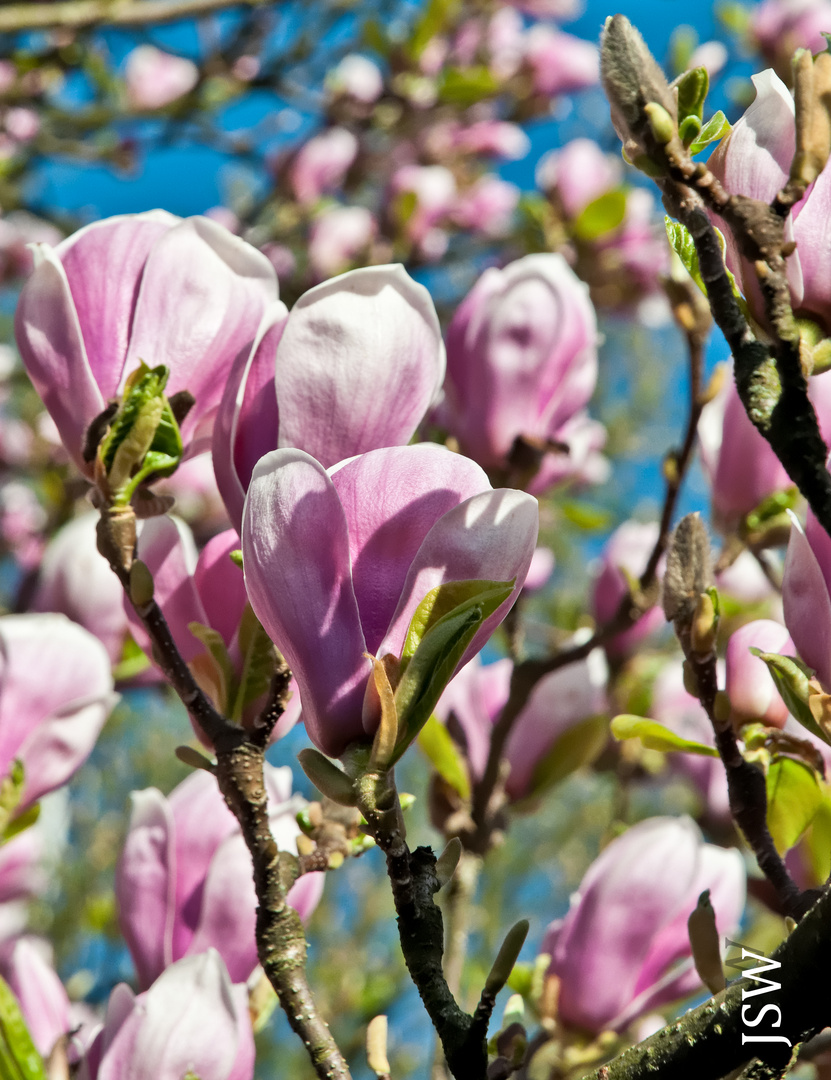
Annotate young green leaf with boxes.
[611,714,719,756]
[766,757,823,853]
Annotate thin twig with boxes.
[0,0,272,31]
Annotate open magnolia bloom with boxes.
[242,443,538,759]
[540,817,745,1033]
[213,263,446,531]
[14,210,278,476]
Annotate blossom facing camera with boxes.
[14,211,278,476]
[540,816,745,1033]
[242,443,538,758]
[442,253,601,492]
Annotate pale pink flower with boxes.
[125,45,198,110]
[289,127,359,205]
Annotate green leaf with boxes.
[558,499,612,530]
[572,190,627,241]
[400,579,514,671]
[676,67,708,120]
[665,217,745,313]
[417,715,471,800]
[188,622,235,716]
[804,785,831,882]
[688,111,731,154]
[611,714,719,756]
[766,757,822,853]
[112,634,151,682]
[230,605,276,723]
[437,66,501,105]
[1,803,39,846]
[527,715,609,796]
[0,974,47,1079]
[752,650,831,746]
[406,0,459,59]
[679,115,702,147]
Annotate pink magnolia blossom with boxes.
[213,264,445,532]
[0,614,116,810]
[708,70,831,333]
[326,54,384,104]
[3,107,39,143]
[725,619,792,728]
[783,509,831,690]
[78,950,254,1080]
[523,545,555,592]
[688,41,728,78]
[14,211,278,475]
[126,516,300,741]
[289,127,359,205]
[242,443,538,758]
[125,45,198,110]
[650,662,730,821]
[452,176,520,238]
[591,521,664,656]
[0,937,71,1059]
[442,253,601,492]
[753,0,831,78]
[698,363,793,527]
[390,164,457,246]
[523,27,599,97]
[504,0,581,15]
[435,648,607,801]
[0,480,45,569]
[308,205,377,278]
[541,816,745,1032]
[453,121,530,161]
[32,513,129,667]
[117,765,322,990]
[487,8,525,79]
[536,138,622,218]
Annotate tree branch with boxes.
[0,0,271,32]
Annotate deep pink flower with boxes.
[0,614,116,810]
[753,0,831,77]
[78,951,254,1080]
[242,443,538,758]
[213,264,445,532]
[442,254,600,491]
[541,817,745,1032]
[125,46,198,110]
[116,766,322,990]
[783,509,831,690]
[435,648,607,800]
[14,211,278,475]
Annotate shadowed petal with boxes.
[242,449,368,757]
[783,510,831,689]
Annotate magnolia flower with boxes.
[390,164,457,246]
[32,513,129,667]
[442,253,601,492]
[326,54,384,104]
[753,0,831,80]
[213,264,445,531]
[78,951,254,1080]
[434,648,607,800]
[725,619,792,728]
[523,27,599,97]
[783,510,831,690]
[452,176,520,238]
[242,443,538,758]
[14,211,278,475]
[288,127,359,205]
[308,206,377,279]
[536,138,622,219]
[590,521,664,656]
[708,70,831,333]
[0,937,71,1059]
[0,614,116,810]
[125,45,199,110]
[116,766,322,989]
[541,817,745,1032]
[127,516,300,741]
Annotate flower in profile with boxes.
[442,253,602,492]
[288,127,359,205]
[0,614,117,811]
[783,509,831,691]
[540,816,745,1033]
[15,211,278,476]
[213,264,445,531]
[116,765,322,989]
[77,950,254,1080]
[590,520,664,656]
[125,46,198,110]
[242,443,538,758]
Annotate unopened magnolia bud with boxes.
[687,889,725,994]
[601,15,677,167]
[792,49,831,187]
[298,748,357,807]
[663,513,713,631]
[485,919,530,997]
